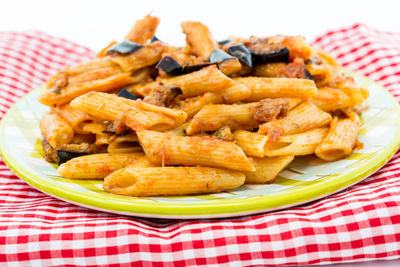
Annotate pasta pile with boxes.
[38,15,369,196]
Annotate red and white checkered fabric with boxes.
[1,25,400,266]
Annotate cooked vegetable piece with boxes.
[252,47,290,64]
[57,150,88,165]
[218,39,233,46]
[183,62,214,73]
[156,56,184,76]
[106,40,144,55]
[117,88,139,100]
[209,49,235,63]
[227,43,252,67]
[150,36,160,43]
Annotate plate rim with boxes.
[1,70,400,218]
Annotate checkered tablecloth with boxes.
[0,24,400,266]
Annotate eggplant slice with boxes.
[218,39,234,46]
[209,49,235,63]
[57,150,88,165]
[106,39,144,55]
[251,47,290,65]
[156,56,184,76]
[118,88,139,100]
[227,44,253,67]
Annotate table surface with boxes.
[1,1,400,266]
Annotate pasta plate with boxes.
[1,70,400,219]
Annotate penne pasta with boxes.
[186,103,259,134]
[57,153,146,179]
[244,155,294,184]
[108,133,143,153]
[234,77,318,101]
[52,104,96,134]
[133,65,234,97]
[110,41,165,73]
[181,21,217,59]
[174,93,224,119]
[137,130,255,171]
[315,113,360,161]
[265,127,329,156]
[125,14,160,44]
[70,92,187,131]
[103,166,245,196]
[40,111,74,148]
[310,87,353,111]
[233,130,269,157]
[258,102,332,139]
[38,73,136,106]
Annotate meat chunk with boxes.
[253,98,289,123]
[143,83,182,107]
[212,126,234,142]
[281,58,312,79]
[42,138,58,163]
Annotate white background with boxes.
[1,0,400,52]
[1,1,400,266]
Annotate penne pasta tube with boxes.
[284,97,303,110]
[310,87,353,111]
[315,113,360,161]
[282,35,312,60]
[38,73,136,106]
[57,153,146,179]
[97,41,117,58]
[125,14,160,44]
[64,57,117,76]
[218,58,242,76]
[52,104,96,134]
[233,130,269,157]
[137,130,255,171]
[133,65,234,97]
[70,92,187,131]
[234,77,318,101]
[265,128,329,156]
[95,133,113,146]
[108,133,143,153]
[220,83,251,104]
[244,155,294,184]
[174,93,224,119]
[103,166,245,196]
[40,111,74,148]
[186,103,259,135]
[67,66,122,85]
[258,102,332,139]
[110,41,165,72]
[338,86,369,106]
[181,21,217,59]
[253,63,286,77]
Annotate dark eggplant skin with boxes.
[150,36,160,43]
[183,63,213,73]
[156,56,184,76]
[218,39,233,46]
[156,56,215,76]
[118,89,139,100]
[251,47,290,65]
[227,44,253,67]
[303,67,314,81]
[106,39,144,55]
[57,150,88,165]
[169,86,183,95]
[209,49,235,63]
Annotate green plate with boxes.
[1,70,400,219]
